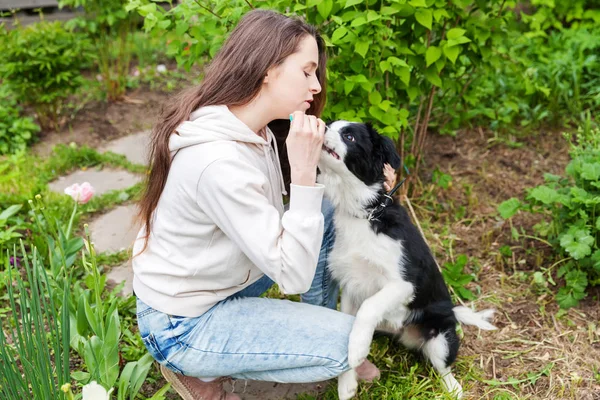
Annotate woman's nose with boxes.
[310,76,321,94]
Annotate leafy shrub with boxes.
[128,0,511,190]
[60,0,138,101]
[0,21,91,131]
[462,24,600,132]
[0,86,40,154]
[499,117,600,308]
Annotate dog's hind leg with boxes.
[422,330,463,399]
[337,369,358,400]
[347,280,413,368]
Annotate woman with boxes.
[133,9,393,400]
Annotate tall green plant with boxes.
[128,0,511,193]
[59,0,137,101]
[0,245,71,400]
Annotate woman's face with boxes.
[263,35,322,119]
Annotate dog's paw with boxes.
[338,370,358,400]
[441,373,463,399]
[348,328,372,368]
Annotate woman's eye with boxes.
[304,72,311,77]
[343,134,355,142]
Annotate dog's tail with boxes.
[453,306,497,330]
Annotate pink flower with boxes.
[64,182,95,204]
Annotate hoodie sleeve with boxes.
[195,157,325,294]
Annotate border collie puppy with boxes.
[317,121,496,400]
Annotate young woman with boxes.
[133,9,393,400]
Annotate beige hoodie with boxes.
[132,105,325,317]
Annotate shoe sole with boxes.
[160,364,196,400]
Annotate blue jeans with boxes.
[136,198,355,383]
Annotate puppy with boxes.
[316,121,496,399]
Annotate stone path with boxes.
[48,130,330,399]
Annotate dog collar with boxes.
[367,164,410,222]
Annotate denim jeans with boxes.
[136,198,355,383]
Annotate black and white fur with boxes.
[317,121,496,400]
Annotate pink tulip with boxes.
[64,182,95,204]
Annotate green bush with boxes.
[461,24,600,132]
[499,116,600,308]
[60,0,138,101]
[0,21,91,131]
[128,0,511,188]
[0,86,40,154]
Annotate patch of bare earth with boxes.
[415,128,600,399]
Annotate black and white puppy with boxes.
[317,121,496,400]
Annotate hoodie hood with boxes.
[171,105,287,196]
[170,105,266,151]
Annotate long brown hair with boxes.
[137,9,327,253]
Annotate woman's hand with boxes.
[286,111,325,187]
[383,163,397,192]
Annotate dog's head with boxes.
[317,121,401,212]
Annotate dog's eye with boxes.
[343,134,355,142]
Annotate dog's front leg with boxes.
[340,290,359,316]
[348,280,413,368]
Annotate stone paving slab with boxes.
[89,204,139,253]
[100,130,151,165]
[49,168,143,197]
[225,380,329,399]
[106,262,134,297]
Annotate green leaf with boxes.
[528,186,562,205]
[387,56,408,67]
[332,26,348,43]
[565,269,588,293]
[424,67,442,87]
[395,66,411,86]
[345,0,363,8]
[317,0,333,19]
[447,36,472,47]
[425,46,442,66]
[443,43,460,63]
[0,204,22,220]
[407,86,420,101]
[557,288,580,309]
[409,0,427,7]
[344,80,355,95]
[366,10,380,22]
[71,370,90,383]
[415,9,433,30]
[351,16,367,27]
[581,163,600,181]
[369,91,382,105]
[447,28,466,40]
[129,353,155,399]
[498,198,521,219]
[433,9,450,22]
[355,40,369,58]
[591,250,600,272]
[559,227,593,260]
[77,295,90,337]
[379,60,391,73]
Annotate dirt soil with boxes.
[420,129,600,399]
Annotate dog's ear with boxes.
[380,135,401,169]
